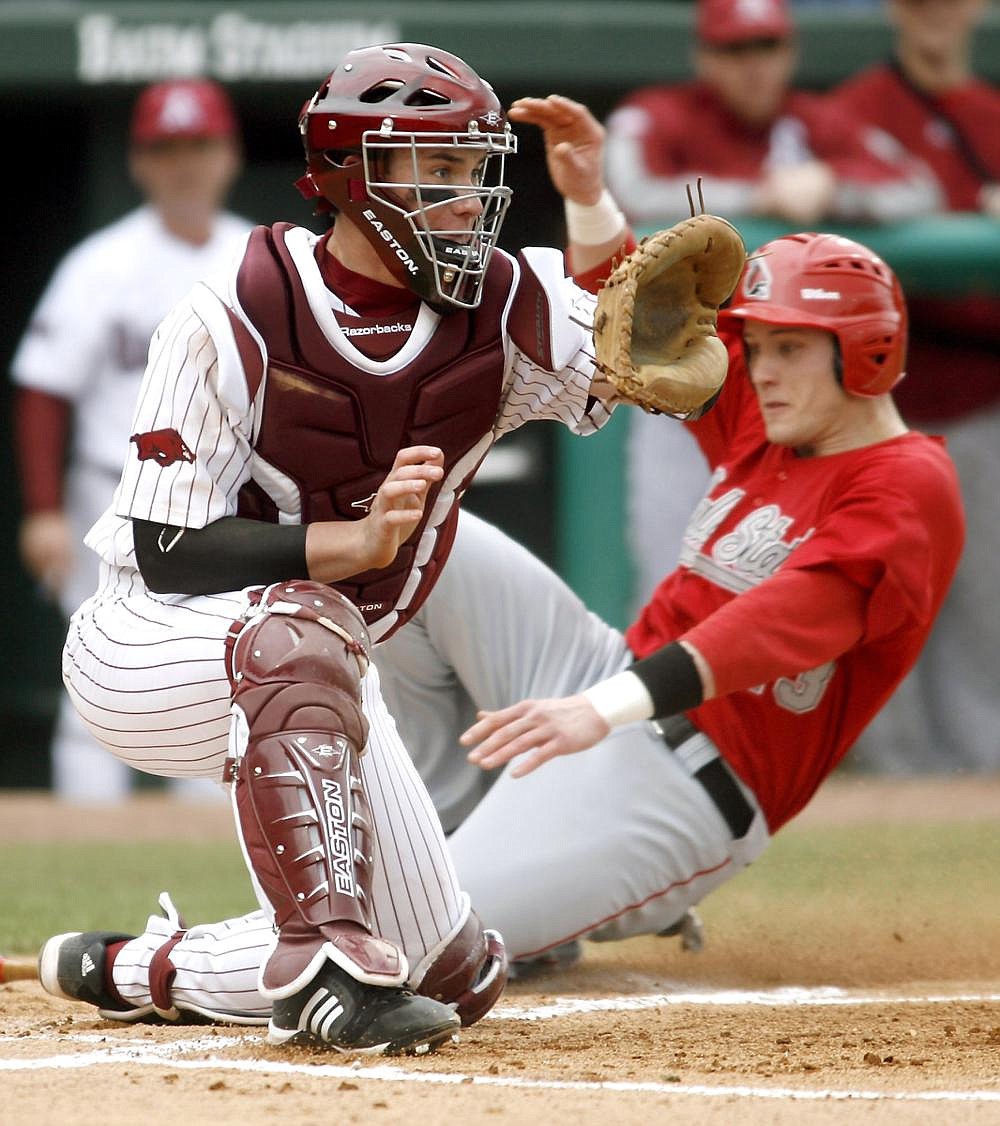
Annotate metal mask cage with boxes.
[356,123,516,310]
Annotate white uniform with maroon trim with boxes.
[61,223,610,1010]
[10,205,253,801]
[102,501,767,1015]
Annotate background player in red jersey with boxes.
[604,0,938,232]
[830,0,1000,774]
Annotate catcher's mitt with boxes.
[593,214,746,417]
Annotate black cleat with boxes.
[269,959,461,1055]
[38,930,158,1021]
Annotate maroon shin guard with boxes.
[229,583,403,995]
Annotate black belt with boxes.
[655,715,755,839]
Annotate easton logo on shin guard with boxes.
[323,778,356,897]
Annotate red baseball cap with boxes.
[130,79,239,145]
[696,0,794,46]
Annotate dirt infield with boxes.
[3,776,999,1125]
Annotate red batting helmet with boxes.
[725,232,907,396]
[296,43,516,312]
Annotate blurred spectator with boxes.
[11,79,253,802]
[605,0,941,611]
[831,0,1000,773]
[605,0,939,228]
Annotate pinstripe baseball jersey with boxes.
[85,222,611,641]
[11,205,253,476]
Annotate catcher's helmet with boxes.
[296,43,516,311]
[725,232,907,397]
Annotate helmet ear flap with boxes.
[838,317,907,397]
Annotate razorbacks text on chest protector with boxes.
[230,223,513,639]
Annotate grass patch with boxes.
[719,818,1000,909]
[687,818,1000,984]
[2,819,997,961]
[0,839,253,954]
[698,817,1000,942]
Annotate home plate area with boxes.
[3,974,999,1126]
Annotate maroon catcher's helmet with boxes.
[297,43,516,311]
[725,232,907,397]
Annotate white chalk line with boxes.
[497,985,1000,1021]
[4,986,999,1105]
[1,1038,997,1104]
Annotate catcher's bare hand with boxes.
[508,95,606,205]
[362,445,444,569]
[461,695,609,778]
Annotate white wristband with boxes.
[564,189,627,247]
[583,670,655,730]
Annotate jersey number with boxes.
[772,661,835,714]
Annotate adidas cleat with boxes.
[38,930,158,1021]
[269,959,460,1055]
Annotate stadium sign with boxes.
[77,12,401,82]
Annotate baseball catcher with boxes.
[36,60,750,1047]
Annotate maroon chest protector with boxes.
[233,223,512,635]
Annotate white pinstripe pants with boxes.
[62,570,467,1007]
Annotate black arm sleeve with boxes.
[132,517,310,595]
[629,641,704,719]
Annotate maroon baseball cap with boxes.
[696,0,794,46]
[130,79,239,145]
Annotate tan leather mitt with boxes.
[593,214,746,417]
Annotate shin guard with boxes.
[229,582,404,997]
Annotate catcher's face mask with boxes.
[296,43,516,312]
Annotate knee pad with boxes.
[414,910,508,1027]
[229,580,371,748]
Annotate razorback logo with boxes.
[130,428,195,466]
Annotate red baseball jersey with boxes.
[832,62,1000,211]
[626,332,964,831]
[830,63,1000,422]
[604,81,935,224]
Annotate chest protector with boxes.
[234,223,511,638]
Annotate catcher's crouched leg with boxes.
[412,908,508,1026]
[229,582,460,1053]
[229,581,399,992]
[38,892,272,1025]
